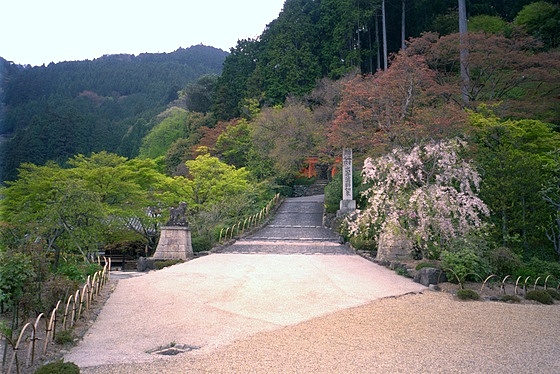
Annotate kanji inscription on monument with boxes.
[342,148,353,201]
[338,147,356,215]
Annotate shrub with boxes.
[545,289,560,301]
[292,176,316,186]
[40,276,80,312]
[54,329,75,345]
[525,290,554,305]
[395,267,411,278]
[515,258,560,280]
[154,259,184,270]
[487,247,522,277]
[35,360,80,374]
[56,261,102,283]
[348,236,377,252]
[441,248,490,284]
[274,185,293,197]
[415,262,440,271]
[456,289,480,301]
[324,170,365,214]
[192,235,212,252]
[500,295,521,303]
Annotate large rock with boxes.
[376,230,413,261]
[414,267,447,286]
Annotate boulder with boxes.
[414,267,447,286]
[376,230,413,261]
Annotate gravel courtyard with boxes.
[64,196,560,373]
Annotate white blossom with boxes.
[345,138,490,257]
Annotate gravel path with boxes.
[63,253,427,369]
[64,195,560,373]
[80,291,560,374]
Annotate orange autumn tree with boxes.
[328,50,465,155]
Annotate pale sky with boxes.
[0,0,286,66]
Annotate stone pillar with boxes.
[152,226,193,260]
[338,147,356,215]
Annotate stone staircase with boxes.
[219,195,351,255]
[293,179,329,197]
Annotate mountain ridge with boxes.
[0,45,228,181]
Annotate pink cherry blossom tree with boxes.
[345,138,490,259]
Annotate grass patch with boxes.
[500,294,521,303]
[35,360,80,374]
[456,289,480,301]
[54,330,75,345]
[395,267,411,278]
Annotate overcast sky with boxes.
[1,0,286,66]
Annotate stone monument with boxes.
[337,148,356,216]
[152,202,193,260]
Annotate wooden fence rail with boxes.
[219,193,281,243]
[2,257,111,374]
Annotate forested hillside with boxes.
[0,45,228,181]
[214,0,560,119]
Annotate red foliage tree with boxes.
[192,120,232,157]
[329,50,466,155]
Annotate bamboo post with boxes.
[28,313,45,366]
[7,322,35,373]
[480,275,497,293]
[514,276,522,296]
[533,277,541,291]
[62,295,74,330]
[43,301,60,355]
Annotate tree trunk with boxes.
[458,0,469,104]
[382,0,388,70]
[375,12,381,71]
[401,0,406,50]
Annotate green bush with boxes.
[324,170,366,214]
[54,329,75,345]
[324,174,343,214]
[500,295,521,303]
[395,267,411,278]
[292,176,316,186]
[56,261,102,283]
[456,289,481,301]
[192,235,213,252]
[415,262,440,271]
[525,290,554,305]
[487,247,522,277]
[348,236,377,252]
[154,259,184,270]
[516,258,560,280]
[274,185,293,197]
[35,360,80,374]
[545,289,560,301]
[441,248,490,284]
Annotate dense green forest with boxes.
[0,45,228,181]
[2,0,560,340]
[214,0,560,119]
